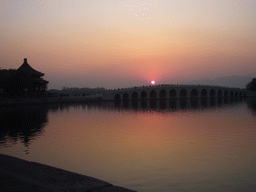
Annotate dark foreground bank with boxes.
[0,154,136,192]
[0,97,101,107]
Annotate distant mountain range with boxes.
[179,75,253,89]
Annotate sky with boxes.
[1,0,255,89]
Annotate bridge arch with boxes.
[190,88,198,98]
[180,89,187,98]
[114,94,121,101]
[169,89,177,98]
[150,90,157,99]
[210,89,215,97]
[201,89,207,98]
[160,89,167,98]
[132,92,138,100]
[141,91,147,100]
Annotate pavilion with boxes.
[17,58,49,93]
[0,58,49,98]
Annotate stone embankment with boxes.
[0,154,136,192]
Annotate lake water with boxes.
[1,98,256,192]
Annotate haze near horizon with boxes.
[1,0,255,89]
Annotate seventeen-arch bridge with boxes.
[101,84,248,101]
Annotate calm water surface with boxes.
[1,98,256,192]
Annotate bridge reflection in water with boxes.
[1,98,255,155]
[110,97,246,111]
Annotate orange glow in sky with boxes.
[1,1,255,89]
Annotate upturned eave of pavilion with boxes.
[17,58,44,77]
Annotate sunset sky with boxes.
[1,0,255,89]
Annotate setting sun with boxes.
[151,80,155,85]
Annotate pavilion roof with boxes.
[34,78,49,85]
[17,58,44,77]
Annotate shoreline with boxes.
[0,154,136,192]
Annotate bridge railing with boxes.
[107,84,243,93]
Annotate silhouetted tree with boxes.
[5,71,34,98]
[246,78,256,92]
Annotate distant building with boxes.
[0,58,49,97]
